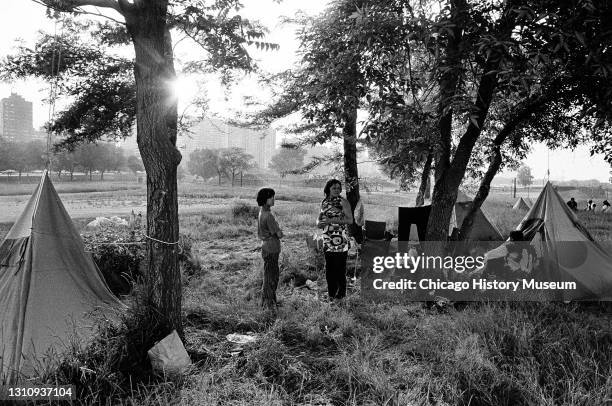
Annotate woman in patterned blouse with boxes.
[317,179,353,300]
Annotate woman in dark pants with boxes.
[317,179,353,300]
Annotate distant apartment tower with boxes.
[121,118,277,168]
[0,93,34,141]
[179,118,276,169]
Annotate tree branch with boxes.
[40,0,121,12]
[32,0,125,23]
[116,0,135,15]
[68,0,121,11]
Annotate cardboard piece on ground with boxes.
[148,330,192,374]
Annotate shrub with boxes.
[231,200,259,221]
[83,224,198,295]
[179,234,202,278]
[82,224,145,296]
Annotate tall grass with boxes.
[3,186,611,405]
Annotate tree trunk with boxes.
[457,146,502,241]
[427,47,512,241]
[426,1,515,244]
[343,106,360,210]
[342,105,361,247]
[424,0,465,243]
[101,170,105,181]
[240,171,243,187]
[457,86,555,241]
[416,149,433,207]
[125,3,182,334]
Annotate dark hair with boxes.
[256,188,275,206]
[509,230,524,241]
[323,179,342,197]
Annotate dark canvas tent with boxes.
[0,172,124,383]
[513,197,531,211]
[484,182,612,300]
[453,190,503,241]
[452,201,503,241]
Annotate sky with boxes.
[0,0,610,182]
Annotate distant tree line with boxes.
[0,140,143,181]
[187,147,255,187]
[187,146,310,187]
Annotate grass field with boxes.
[1,182,612,404]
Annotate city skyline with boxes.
[0,1,610,182]
[121,117,277,169]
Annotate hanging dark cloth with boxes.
[398,206,431,241]
[364,220,387,240]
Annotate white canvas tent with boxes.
[512,197,531,211]
[0,172,124,383]
[485,182,612,300]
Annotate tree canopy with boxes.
[269,146,307,178]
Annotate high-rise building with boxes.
[1,93,33,139]
[183,118,276,168]
[0,93,34,141]
[123,118,277,169]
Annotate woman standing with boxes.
[317,179,353,300]
[257,188,283,308]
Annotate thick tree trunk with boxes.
[426,3,515,242]
[343,106,360,211]
[125,2,182,334]
[416,149,433,207]
[343,106,361,246]
[424,0,466,242]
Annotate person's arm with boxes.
[316,208,328,229]
[354,200,364,226]
[269,214,283,239]
[337,199,353,225]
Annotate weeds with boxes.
[2,185,611,405]
[231,200,260,221]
